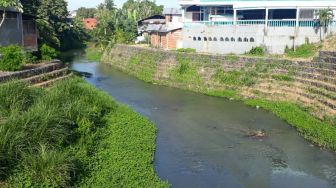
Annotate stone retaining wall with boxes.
[103,44,336,119]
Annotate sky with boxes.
[66,0,179,11]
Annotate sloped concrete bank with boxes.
[102,44,336,150]
[0,60,72,87]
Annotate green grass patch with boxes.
[170,55,203,86]
[0,78,167,187]
[212,69,257,86]
[86,47,103,62]
[176,48,196,53]
[285,43,318,58]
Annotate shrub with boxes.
[24,52,39,64]
[248,47,264,56]
[40,44,58,61]
[0,45,24,71]
[176,48,196,53]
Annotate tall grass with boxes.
[0,78,166,187]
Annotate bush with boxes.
[24,52,39,64]
[40,44,58,61]
[248,47,265,56]
[176,48,196,53]
[0,45,24,71]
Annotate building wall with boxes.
[83,18,97,30]
[183,24,336,54]
[150,29,182,50]
[0,12,23,47]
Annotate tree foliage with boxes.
[21,0,86,51]
[0,0,23,28]
[92,0,163,47]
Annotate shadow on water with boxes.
[71,60,336,188]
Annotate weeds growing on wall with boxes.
[212,69,257,87]
[0,78,168,187]
[170,54,203,86]
[126,52,160,82]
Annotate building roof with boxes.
[179,0,336,9]
[138,15,165,23]
[163,8,182,15]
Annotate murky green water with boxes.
[71,59,336,188]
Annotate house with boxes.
[83,18,97,30]
[0,7,38,51]
[137,15,166,35]
[149,8,183,50]
[179,0,336,54]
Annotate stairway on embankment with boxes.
[0,60,72,87]
[252,51,336,117]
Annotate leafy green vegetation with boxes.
[247,46,265,56]
[85,46,103,61]
[213,69,257,86]
[285,43,318,58]
[225,54,239,62]
[125,52,159,82]
[0,45,24,71]
[245,99,336,150]
[170,55,203,86]
[0,78,167,187]
[176,48,196,53]
[40,44,59,61]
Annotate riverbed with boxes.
[71,59,336,188]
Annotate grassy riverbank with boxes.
[0,78,168,187]
[102,45,336,152]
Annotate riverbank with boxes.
[102,45,336,151]
[0,77,168,187]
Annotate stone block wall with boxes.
[103,44,336,119]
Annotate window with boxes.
[238,37,242,42]
[225,37,230,42]
[204,37,207,41]
[208,37,212,41]
[220,37,224,41]
[193,37,197,41]
[250,37,255,42]
[213,37,218,41]
[244,37,249,42]
[192,13,201,21]
[198,37,202,41]
[231,37,235,42]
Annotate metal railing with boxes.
[184,19,336,28]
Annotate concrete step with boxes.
[33,73,73,88]
[0,61,66,83]
[24,67,69,84]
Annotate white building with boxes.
[179,0,336,54]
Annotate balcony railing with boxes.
[184,19,336,28]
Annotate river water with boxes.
[71,59,336,188]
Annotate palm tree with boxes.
[316,8,335,41]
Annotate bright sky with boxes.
[66,0,179,11]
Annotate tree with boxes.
[76,7,97,19]
[316,8,335,41]
[0,0,23,28]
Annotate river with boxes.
[71,58,336,188]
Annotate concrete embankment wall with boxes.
[103,44,336,120]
